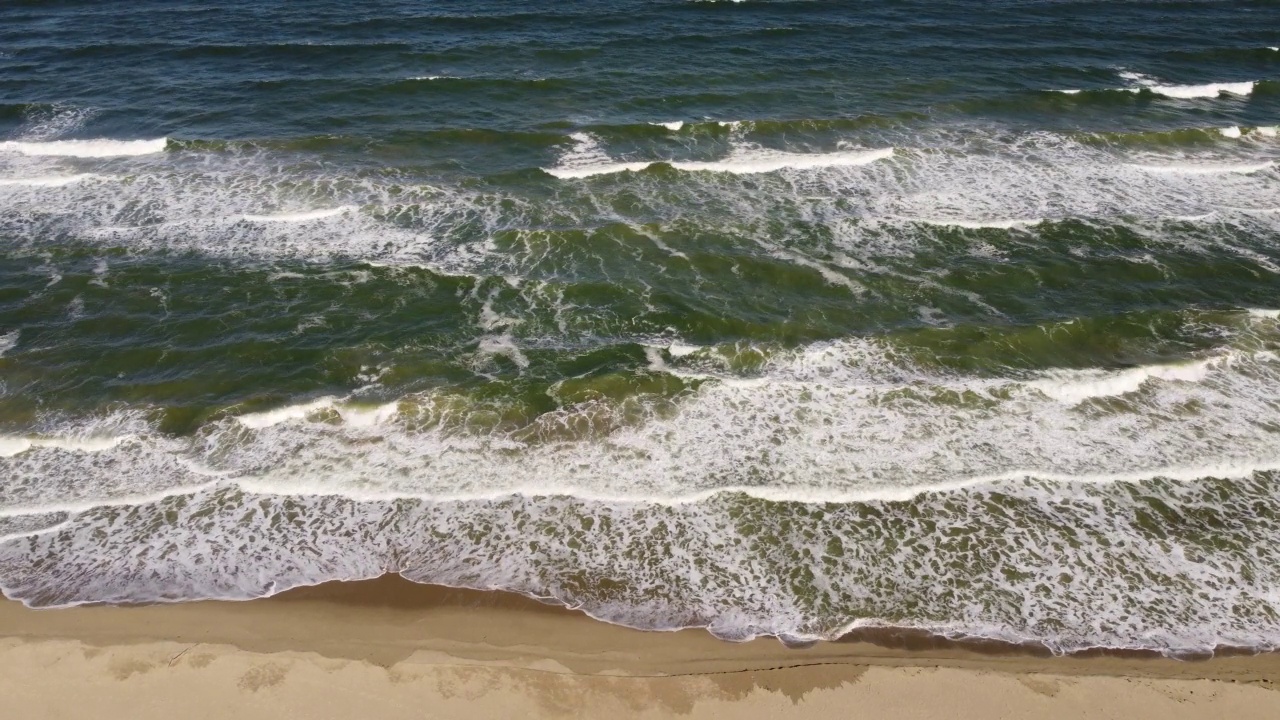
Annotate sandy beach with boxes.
[0,575,1275,719]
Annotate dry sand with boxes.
[1,575,1277,719]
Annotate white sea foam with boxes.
[235,397,338,429]
[1129,160,1274,175]
[1112,70,1256,99]
[0,434,133,458]
[241,206,354,223]
[668,147,895,174]
[1247,308,1280,319]
[546,133,894,178]
[1,125,1278,282]
[1219,126,1242,139]
[650,121,685,131]
[0,174,99,187]
[337,402,401,428]
[42,332,1268,508]
[1257,126,1278,138]
[543,133,653,178]
[1135,81,1255,99]
[0,138,167,158]
[910,217,1042,230]
[1030,356,1227,404]
[3,320,1280,652]
[1166,212,1216,222]
[477,333,530,369]
[544,161,653,179]
[0,330,16,357]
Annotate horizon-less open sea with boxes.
[1,0,1279,655]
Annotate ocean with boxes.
[0,0,1278,656]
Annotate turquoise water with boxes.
[0,1,1279,654]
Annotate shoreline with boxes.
[2,574,1278,718]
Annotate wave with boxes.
[545,133,895,178]
[5,469,1280,654]
[240,206,355,223]
[1128,160,1274,175]
[1051,75,1258,100]
[903,217,1042,230]
[1,307,1279,651]
[543,161,653,179]
[1,124,1278,277]
[0,174,100,187]
[4,316,1274,502]
[669,147,895,174]
[1029,355,1229,404]
[649,121,685,131]
[0,434,133,459]
[0,138,168,158]
[1140,81,1255,99]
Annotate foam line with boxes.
[1137,81,1255,99]
[2,455,1276,521]
[1030,356,1227,404]
[14,456,1262,513]
[241,206,354,223]
[0,138,167,157]
[668,147,895,174]
[235,397,338,428]
[0,480,224,519]
[908,217,1042,230]
[0,434,133,458]
[546,147,895,178]
[543,161,653,179]
[0,174,99,187]
[1129,161,1273,175]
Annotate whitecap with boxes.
[543,161,653,179]
[668,147,895,174]
[0,138,167,158]
[235,397,337,429]
[1030,356,1226,404]
[241,206,354,223]
[0,434,133,458]
[1134,81,1255,99]
[547,145,896,178]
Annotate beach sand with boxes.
[1,575,1277,719]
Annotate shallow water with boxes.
[0,0,1279,654]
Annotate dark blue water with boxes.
[0,1,1278,655]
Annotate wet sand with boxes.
[1,575,1277,718]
